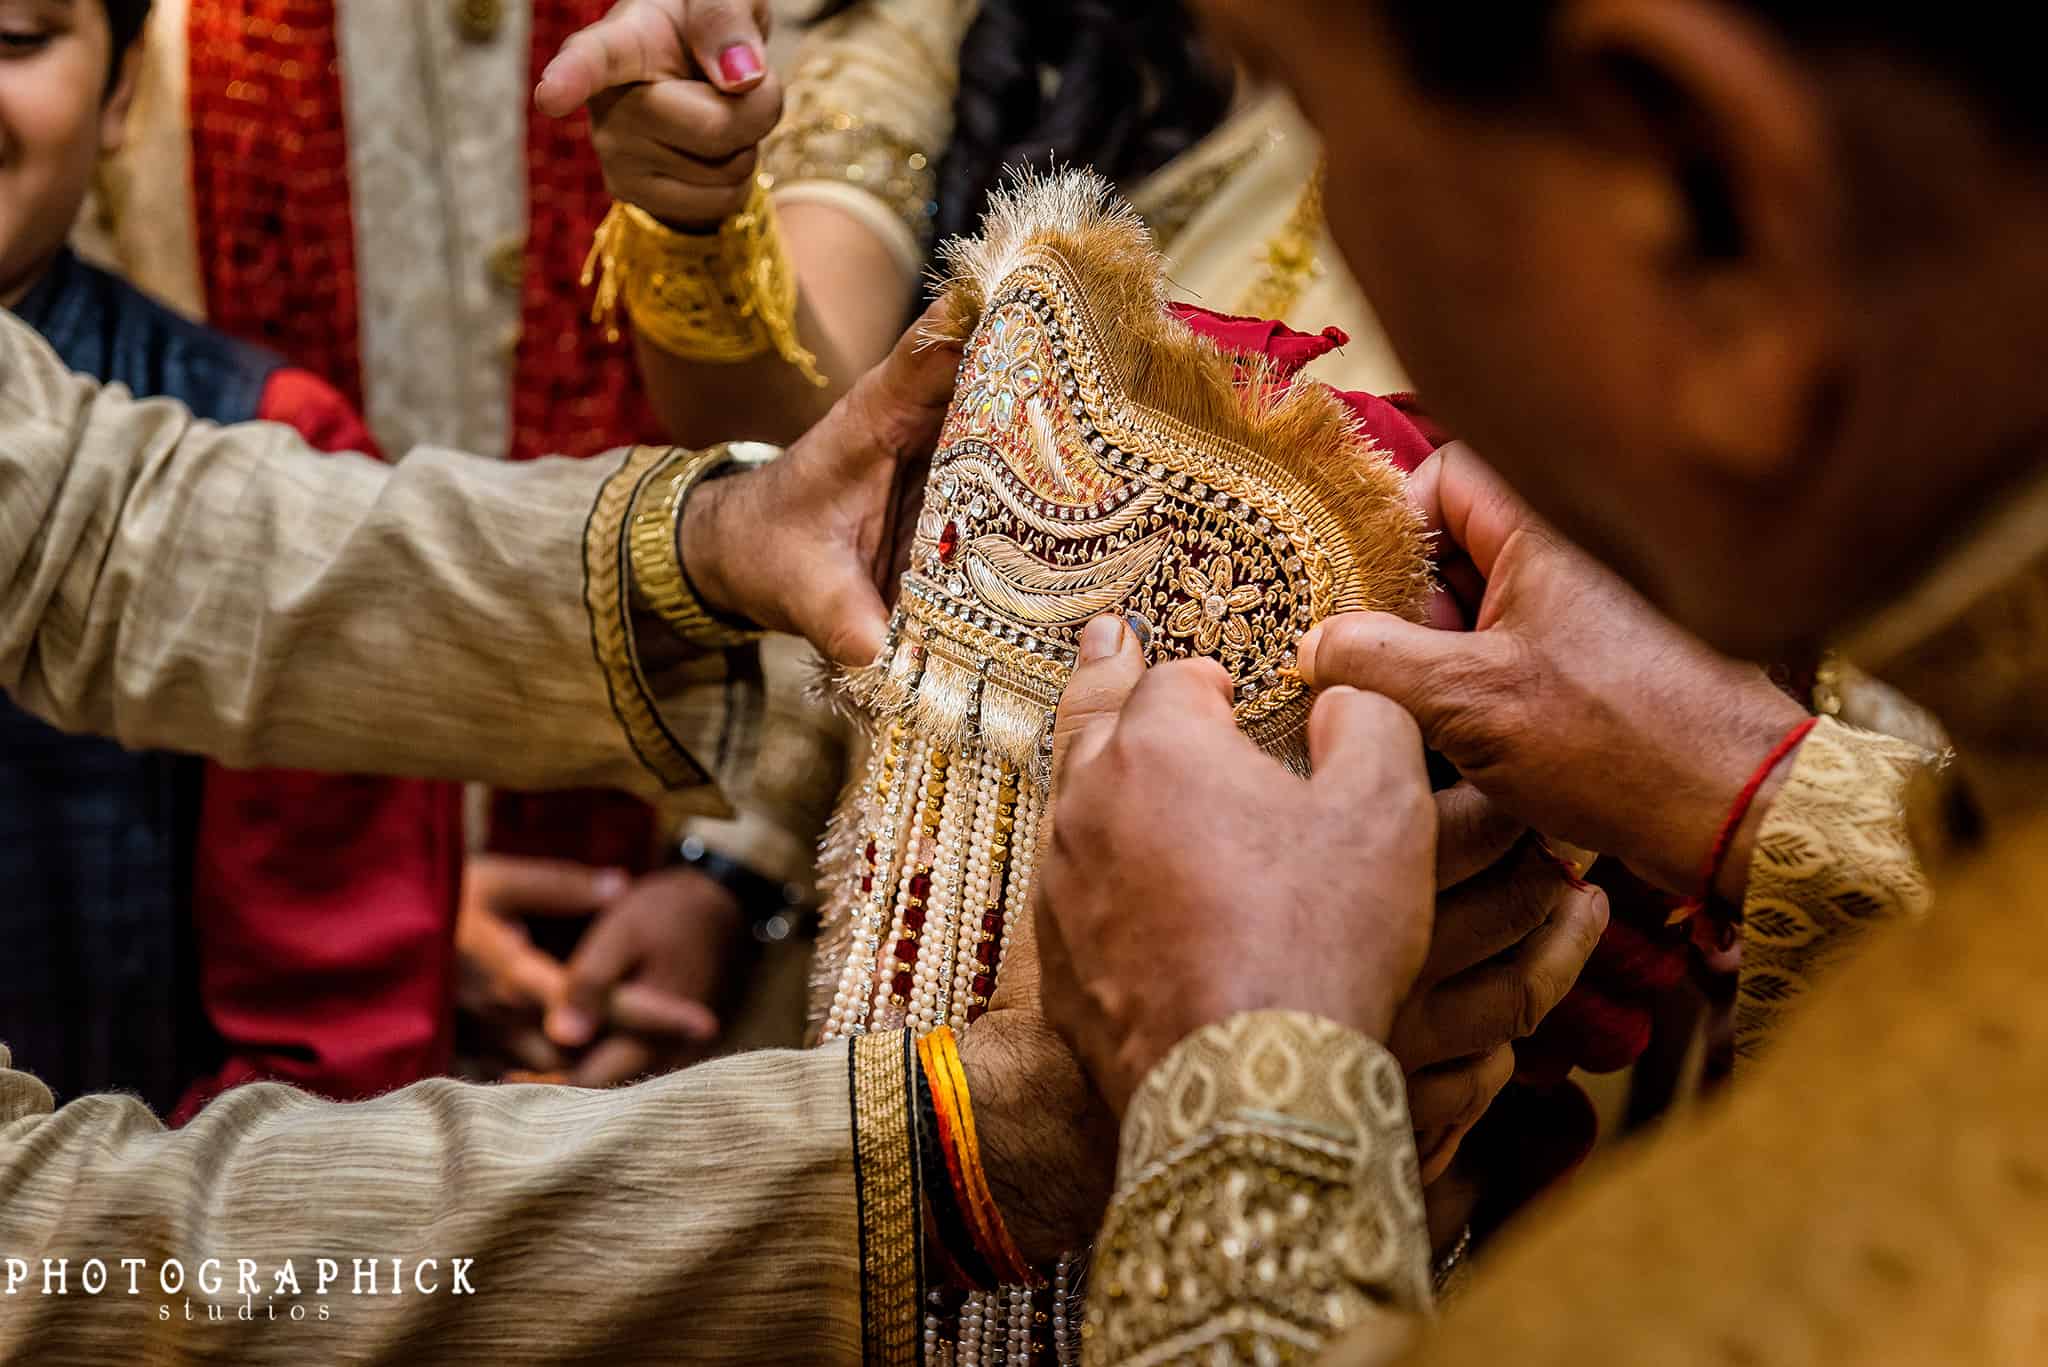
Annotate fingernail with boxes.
[1079,615,1126,662]
[1123,613,1153,654]
[717,42,763,86]
[546,1007,597,1049]
[593,869,630,901]
[1536,838,1596,892]
[1296,625,1324,681]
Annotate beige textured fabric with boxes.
[336,0,533,460]
[0,311,944,1358]
[764,1,1410,395]
[1127,89,1409,397]
[0,1039,869,1364]
[1087,472,2048,1366]
[0,309,739,804]
[1735,716,1937,1057]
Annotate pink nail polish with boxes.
[717,43,763,86]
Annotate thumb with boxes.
[1306,685,1430,805]
[607,981,721,1042]
[1297,611,1517,753]
[809,558,892,670]
[680,0,770,95]
[1051,615,1148,789]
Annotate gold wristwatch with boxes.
[628,442,781,650]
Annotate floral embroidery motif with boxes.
[960,312,1047,438]
[1166,553,1263,655]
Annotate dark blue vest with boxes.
[3,250,283,1112]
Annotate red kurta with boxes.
[173,370,465,1125]
[185,0,669,882]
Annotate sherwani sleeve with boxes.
[762,0,980,276]
[0,1029,923,1364]
[1085,1011,1434,1366]
[0,310,749,805]
[1733,715,1938,1057]
[1079,732,1951,1367]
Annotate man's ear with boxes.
[99,43,145,156]
[1552,0,1848,484]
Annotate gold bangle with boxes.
[627,444,769,651]
[584,179,828,388]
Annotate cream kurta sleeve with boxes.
[0,309,746,805]
[0,1030,921,1364]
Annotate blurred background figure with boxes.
[568,0,1412,452]
[1,0,460,1121]
[79,0,838,1090]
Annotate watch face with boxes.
[723,440,782,469]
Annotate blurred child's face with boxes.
[1,0,133,304]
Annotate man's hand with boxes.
[680,306,959,667]
[1299,444,1808,903]
[545,867,740,1087]
[1038,616,1440,1119]
[535,1,781,229]
[456,854,632,1076]
[958,879,1120,1267]
[1395,839,1608,1184]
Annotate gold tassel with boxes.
[582,204,631,346]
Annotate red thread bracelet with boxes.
[1691,715,1819,910]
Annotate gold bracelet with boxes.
[627,444,770,651]
[584,179,827,388]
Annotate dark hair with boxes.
[815,0,1233,254]
[103,0,151,55]
[1380,2,2044,139]
[102,0,151,87]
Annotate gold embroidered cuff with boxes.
[626,444,771,652]
[584,181,827,387]
[1737,715,1938,1059]
[760,107,938,254]
[1090,1011,1431,1366]
[850,1029,923,1367]
[583,445,721,793]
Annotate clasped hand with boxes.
[456,855,742,1087]
[1040,444,1810,1169]
[1038,618,1605,1189]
